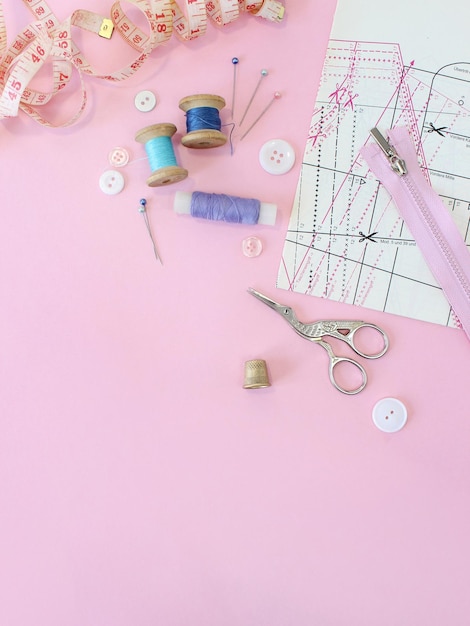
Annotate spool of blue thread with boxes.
[135,123,188,187]
[179,94,227,148]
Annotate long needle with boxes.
[239,69,268,126]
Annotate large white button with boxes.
[134,90,157,112]
[99,169,125,195]
[372,398,408,432]
[259,139,295,175]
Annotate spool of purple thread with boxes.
[173,191,277,226]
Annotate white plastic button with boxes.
[134,90,157,112]
[242,236,262,257]
[99,169,125,195]
[259,139,295,175]
[108,147,129,167]
[372,398,408,433]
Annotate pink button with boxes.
[242,236,263,257]
[108,147,130,167]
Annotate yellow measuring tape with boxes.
[0,0,285,126]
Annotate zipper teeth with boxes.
[402,175,470,298]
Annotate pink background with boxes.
[1,1,470,625]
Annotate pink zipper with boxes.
[361,126,470,340]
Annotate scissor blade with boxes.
[249,288,317,342]
[247,287,283,311]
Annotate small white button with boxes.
[134,90,157,112]
[242,236,262,257]
[108,147,129,167]
[259,139,295,175]
[372,398,408,433]
[99,169,125,195]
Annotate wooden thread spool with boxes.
[178,94,227,148]
[135,123,188,187]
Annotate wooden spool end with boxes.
[178,94,226,113]
[135,122,177,144]
[181,129,227,149]
[146,165,188,187]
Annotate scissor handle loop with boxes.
[318,339,368,395]
[329,355,368,395]
[336,322,389,359]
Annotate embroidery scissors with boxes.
[248,288,389,395]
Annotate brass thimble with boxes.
[243,359,271,389]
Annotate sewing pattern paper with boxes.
[277,0,470,329]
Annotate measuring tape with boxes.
[239,0,285,21]
[0,0,285,126]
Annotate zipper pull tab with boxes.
[369,128,407,176]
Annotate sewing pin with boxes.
[240,91,281,140]
[231,57,239,119]
[239,68,268,125]
[139,198,162,265]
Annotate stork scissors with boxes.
[248,288,389,395]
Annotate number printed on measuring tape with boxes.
[205,0,239,27]
[0,0,285,126]
[238,0,285,21]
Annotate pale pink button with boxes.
[242,236,262,257]
[108,147,129,167]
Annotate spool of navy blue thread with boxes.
[179,94,227,148]
[186,107,222,132]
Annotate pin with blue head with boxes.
[139,198,162,265]
[231,57,239,119]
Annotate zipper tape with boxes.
[0,0,285,126]
[361,126,470,340]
